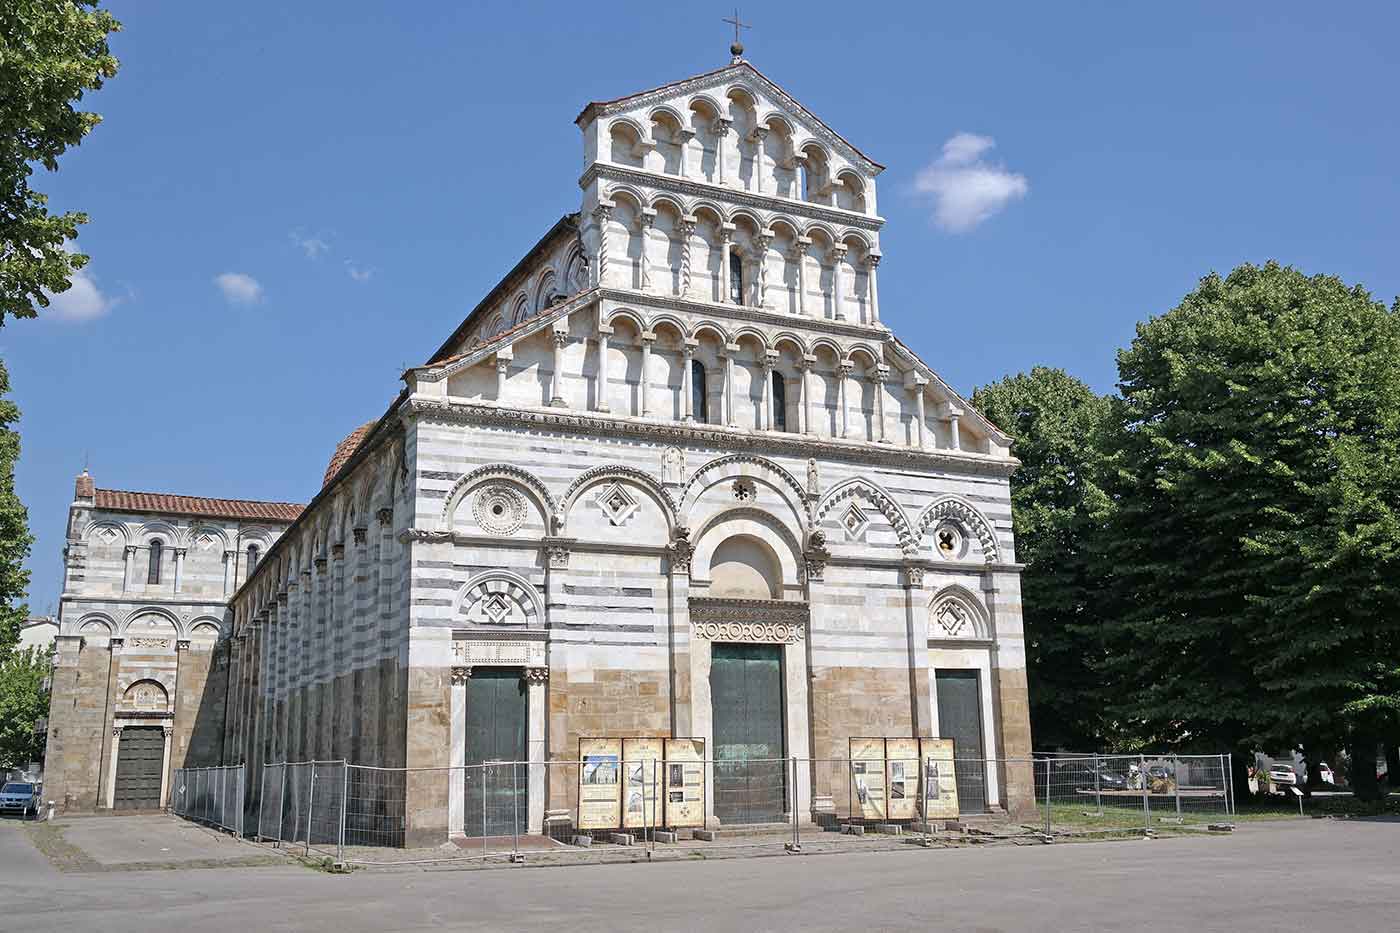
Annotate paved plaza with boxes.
[1,814,1397,931]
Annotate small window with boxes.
[247,544,260,573]
[147,539,163,585]
[772,371,787,431]
[692,360,709,423]
[729,250,744,304]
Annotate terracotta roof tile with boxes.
[323,421,376,487]
[93,489,303,523]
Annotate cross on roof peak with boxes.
[722,9,751,62]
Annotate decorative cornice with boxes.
[405,399,1017,478]
[598,287,886,342]
[688,597,810,626]
[582,163,884,232]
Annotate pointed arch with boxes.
[915,496,1001,563]
[929,584,991,640]
[814,477,916,555]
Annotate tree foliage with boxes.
[0,0,121,325]
[972,367,1115,749]
[0,646,49,768]
[0,359,29,654]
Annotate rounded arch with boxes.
[648,192,687,217]
[682,454,809,524]
[814,477,916,555]
[847,343,881,369]
[647,103,687,128]
[800,220,838,244]
[768,216,801,240]
[83,519,130,548]
[839,229,873,251]
[692,508,803,595]
[75,612,115,635]
[759,111,796,136]
[689,199,728,224]
[604,307,648,335]
[728,207,765,233]
[563,243,588,292]
[603,185,647,212]
[647,312,688,341]
[915,496,1001,563]
[532,271,556,313]
[188,618,223,642]
[454,568,545,627]
[687,94,724,120]
[121,605,180,635]
[122,678,171,712]
[707,533,782,599]
[929,584,991,640]
[559,465,678,534]
[138,520,181,546]
[770,331,808,357]
[729,325,770,352]
[809,336,844,362]
[441,464,556,533]
[689,319,731,345]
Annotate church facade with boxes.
[46,57,1034,839]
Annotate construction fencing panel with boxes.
[170,764,244,836]
[1035,754,1234,834]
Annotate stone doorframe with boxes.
[447,633,548,835]
[106,714,174,809]
[685,597,812,825]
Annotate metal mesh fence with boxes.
[227,752,1233,866]
[170,764,244,836]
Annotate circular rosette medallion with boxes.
[473,485,526,535]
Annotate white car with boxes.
[1318,763,1335,784]
[1268,764,1299,790]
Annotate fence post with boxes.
[512,761,520,862]
[1173,754,1182,819]
[482,764,489,861]
[790,756,801,852]
[337,761,348,866]
[1140,754,1150,832]
[1043,759,1052,835]
[305,763,317,857]
[258,762,268,841]
[239,765,246,837]
[278,764,288,847]
[1224,753,1233,818]
[1094,753,1102,815]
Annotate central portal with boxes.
[463,668,528,836]
[710,642,786,824]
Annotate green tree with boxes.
[1102,262,1400,799]
[0,359,29,653]
[972,368,1115,749]
[1,0,121,324]
[0,646,49,768]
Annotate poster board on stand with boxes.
[578,737,622,830]
[663,738,706,828]
[919,737,960,820]
[622,737,664,830]
[885,737,920,820]
[848,737,888,821]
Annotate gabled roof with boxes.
[575,60,885,174]
[93,489,303,524]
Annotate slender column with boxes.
[495,354,509,400]
[799,357,813,435]
[760,354,776,431]
[790,237,810,315]
[715,119,731,186]
[549,331,567,408]
[865,253,882,325]
[682,342,695,422]
[677,128,694,179]
[123,545,135,592]
[595,324,612,413]
[791,155,807,200]
[591,204,613,287]
[173,547,186,593]
[637,210,655,291]
[639,333,654,417]
[222,550,234,597]
[830,245,848,321]
[838,361,853,438]
[909,374,929,449]
[677,217,697,297]
[723,343,739,427]
[718,227,733,303]
[106,726,122,808]
[874,365,890,443]
[752,233,771,308]
[751,126,769,194]
[159,724,173,807]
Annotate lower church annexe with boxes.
[44,55,1035,842]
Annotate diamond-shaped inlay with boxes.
[599,483,639,526]
[97,527,118,543]
[196,533,217,551]
[934,601,969,637]
[842,503,870,539]
[482,593,512,625]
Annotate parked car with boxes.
[0,782,41,818]
[1268,763,1299,791]
[1076,763,1129,791]
[1318,762,1335,784]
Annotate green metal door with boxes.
[710,643,785,823]
[463,668,528,837]
[114,726,164,810]
[936,670,987,813]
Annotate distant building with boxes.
[17,616,58,653]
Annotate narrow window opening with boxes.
[692,360,709,423]
[247,544,260,574]
[147,539,163,585]
[772,371,787,431]
[729,250,744,304]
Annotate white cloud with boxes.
[913,132,1029,233]
[44,242,117,322]
[214,272,263,304]
[291,231,330,259]
[345,261,372,283]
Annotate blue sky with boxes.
[10,1,1399,607]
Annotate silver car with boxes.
[0,781,41,818]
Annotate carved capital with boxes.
[352,527,368,545]
[113,726,122,737]
[551,330,568,349]
[451,666,470,685]
[314,557,328,572]
[331,543,345,560]
[524,667,549,685]
[377,507,393,526]
[839,361,854,378]
[109,636,124,653]
[668,525,694,575]
[906,565,926,587]
[163,725,174,738]
[546,544,570,570]
[591,203,613,224]
[176,639,191,651]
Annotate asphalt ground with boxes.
[1,814,1396,931]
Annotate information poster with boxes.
[663,738,706,828]
[849,737,888,820]
[885,737,920,820]
[919,737,960,820]
[578,737,622,830]
[622,737,664,830]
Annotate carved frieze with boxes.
[691,620,806,644]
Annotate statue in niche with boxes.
[807,458,819,497]
[663,446,686,485]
